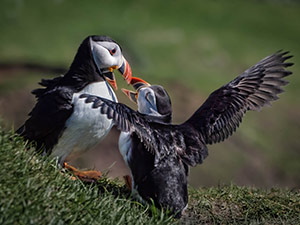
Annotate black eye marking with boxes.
[145,92,155,106]
[109,48,117,55]
[145,92,150,101]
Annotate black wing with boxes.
[17,86,74,153]
[80,94,208,166]
[80,94,160,153]
[183,51,293,145]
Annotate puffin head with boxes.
[69,35,132,89]
[122,77,172,121]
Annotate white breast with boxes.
[118,131,132,166]
[51,81,117,163]
[119,131,143,198]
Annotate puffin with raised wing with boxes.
[17,35,132,181]
[80,51,293,216]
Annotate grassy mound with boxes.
[0,127,174,225]
[0,126,299,224]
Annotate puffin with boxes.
[17,35,132,180]
[79,51,293,216]
[120,77,189,217]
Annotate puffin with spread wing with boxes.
[17,35,132,180]
[80,51,292,216]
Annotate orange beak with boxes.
[121,77,150,104]
[104,72,118,90]
[105,57,132,90]
[106,79,117,90]
[130,77,150,90]
[121,88,137,103]
[118,57,132,84]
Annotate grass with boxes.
[186,185,300,224]
[0,126,299,224]
[0,127,175,225]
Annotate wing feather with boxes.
[17,86,74,153]
[183,51,293,145]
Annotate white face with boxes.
[90,40,124,73]
[137,87,161,116]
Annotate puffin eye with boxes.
[109,48,117,55]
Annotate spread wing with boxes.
[183,51,293,145]
[79,51,293,167]
[80,94,208,166]
[17,85,74,153]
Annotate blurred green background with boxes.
[0,0,299,188]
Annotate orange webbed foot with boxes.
[64,162,102,182]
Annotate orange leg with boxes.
[123,175,132,190]
[64,162,102,182]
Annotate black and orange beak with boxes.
[118,56,132,85]
[104,72,118,90]
[121,77,150,104]
[105,57,132,90]
[130,77,150,90]
[121,88,138,103]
